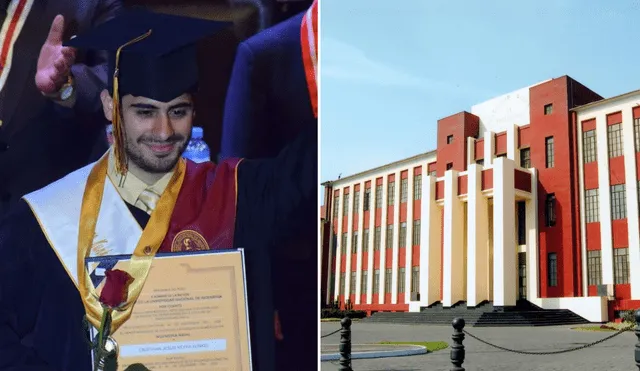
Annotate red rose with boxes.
[99,269,134,308]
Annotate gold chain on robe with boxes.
[77,153,186,333]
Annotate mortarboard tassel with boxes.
[111,30,153,176]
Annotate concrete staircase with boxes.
[362,301,591,327]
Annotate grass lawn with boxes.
[377,341,449,352]
[321,318,362,322]
[571,323,635,332]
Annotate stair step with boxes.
[361,301,590,327]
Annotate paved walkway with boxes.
[320,322,637,370]
[321,343,426,361]
[321,344,421,355]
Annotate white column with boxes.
[442,169,465,306]
[492,157,517,307]
[576,118,589,297]
[355,182,365,304]
[366,182,375,304]
[417,172,442,308]
[467,137,476,165]
[527,169,540,300]
[507,124,520,165]
[484,131,495,166]
[379,176,388,304]
[622,109,640,299]
[405,170,415,303]
[596,113,614,285]
[467,164,489,306]
[333,189,344,301]
[391,171,401,304]
[344,188,354,300]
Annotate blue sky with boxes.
[319,0,640,200]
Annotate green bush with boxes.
[622,309,638,325]
[320,308,367,319]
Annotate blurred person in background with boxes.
[221,0,318,368]
[0,0,121,218]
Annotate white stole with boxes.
[22,162,143,285]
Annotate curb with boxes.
[320,344,427,361]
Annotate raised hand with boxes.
[35,15,76,95]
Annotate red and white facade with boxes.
[320,76,640,322]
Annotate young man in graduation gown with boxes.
[0,9,316,371]
[220,2,318,368]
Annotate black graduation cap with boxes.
[65,9,230,174]
[65,9,230,102]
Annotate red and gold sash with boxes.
[77,157,241,334]
[301,0,318,118]
[158,158,241,253]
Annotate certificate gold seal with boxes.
[171,230,208,252]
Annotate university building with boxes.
[320,76,640,322]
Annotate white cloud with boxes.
[320,37,496,97]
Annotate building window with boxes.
[398,267,406,293]
[363,228,369,253]
[498,153,507,158]
[547,253,557,287]
[363,188,371,211]
[412,220,421,246]
[341,233,348,254]
[585,189,599,223]
[343,193,350,216]
[413,174,422,200]
[607,123,624,158]
[545,136,554,168]
[339,272,345,295]
[587,250,602,286]
[333,195,340,218]
[353,190,360,213]
[386,225,394,249]
[329,272,335,298]
[582,129,597,163]
[387,181,395,206]
[399,222,407,248]
[400,178,408,203]
[610,184,627,220]
[545,193,556,227]
[351,231,358,254]
[635,118,640,152]
[447,135,454,144]
[614,248,630,284]
[520,148,531,168]
[374,227,381,250]
[361,270,368,295]
[446,162,453,170]
[476,159,484,166]
[544,103,553,115]
[411,266,420,293]
[429,170,437,177]
[518,252,527,299]
[350,271,356,293]
[517,201,526,245]
[375,184,383,208]
[384,268,392,293]
[373,269,380,293]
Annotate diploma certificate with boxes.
[86,249,252,370]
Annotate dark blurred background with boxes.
[124,0,313,162]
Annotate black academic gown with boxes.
[0,126,317,371]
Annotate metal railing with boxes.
[448,309,640,371]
